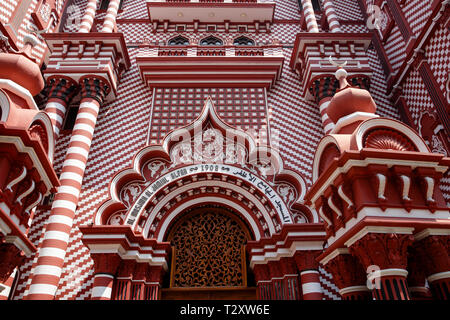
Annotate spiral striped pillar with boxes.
[301,0,319,32]
[323,0,342,33]
[44,77,78,140]
[101,0,121,33]
[79,0,99,33]
[26,77,110,300]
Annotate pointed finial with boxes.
[329,56,349,89]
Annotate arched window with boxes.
[233,36,255,46]
[199,36,223,46]
[168,35,190,46]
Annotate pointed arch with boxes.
[233,36,255,46]
[199,35,223,46]
[168,35,190,46]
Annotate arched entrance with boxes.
[161,205,257,300]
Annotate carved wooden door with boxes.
[168,207,250,288]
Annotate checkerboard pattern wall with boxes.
[14,0,443,301]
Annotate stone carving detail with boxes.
[363,129,416,152]
[349,233,413,270]
[107,210,126,225]
[120,183,143,207]
[169,209,248,287]
[277,183,297,207]
[325,254,367,290]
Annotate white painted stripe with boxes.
[47,214,73,227]
[72,123,95,135]
[66,146,90,159]
[91,286,112,298]
[28,284,58,295]
[302,282,323,295]
[38,247,66,260]
[62,158,87,171]
[51,199,77,212]
[44,231,70,242]
[75,112,97,123]
[46,101,67,113]
[33,265,62,277]
[58,171,84,184]
[70,134,93,146]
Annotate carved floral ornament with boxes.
[96,98,315,240]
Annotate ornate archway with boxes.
[81,98,321,300]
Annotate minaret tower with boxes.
[25,0,130,299]
[306,65,450,300]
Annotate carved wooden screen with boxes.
[168,207,249,288]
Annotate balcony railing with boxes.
[138,45,282,58]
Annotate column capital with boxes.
[294,250,321,271]
[91,253,121,276]
[0,243,24,282]
[414,235,449,277]
[349,233,413,270]
[253,264,270,282]
[46,76,78,105]
[79,76,111,105]
[146,265,164,284]
[324,253,367,291]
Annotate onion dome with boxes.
[0,34,44,96]
[326,68,376,125]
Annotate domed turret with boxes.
[0,34,44,96]
[326,68,376,126]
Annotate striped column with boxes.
[26,77,110,300]
[101,0,121,33]
[90,254,121,300]
[323,0,342,33]
[301,0,319,32]
[300,270,323,300]
[44,77,78,139]
[319,97,335,134]
[311,76,339,134]
[79,0,99,33]
[294,251,323,300]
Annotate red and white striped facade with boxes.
[0,0,449,301]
